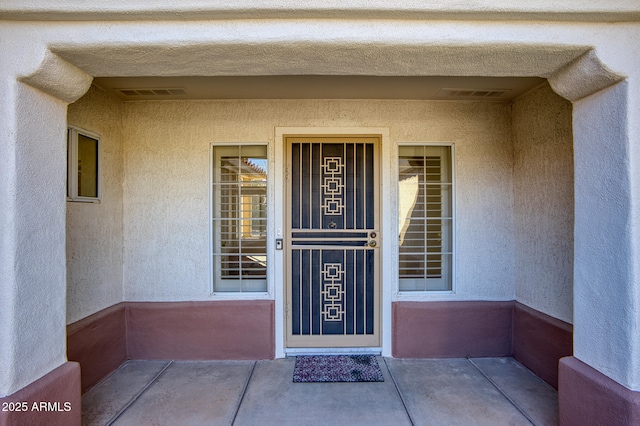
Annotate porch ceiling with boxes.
[93,75,545,102]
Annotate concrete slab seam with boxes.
[382,358,415,426]
[82,357,131,395]
[106,360,173,426]
[230,360,257,426]
[467,358,536,426]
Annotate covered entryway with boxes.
[2,6,639,425]
[285,135,380,349]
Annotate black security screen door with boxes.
[286,136,380,348]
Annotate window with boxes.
[211,145,268,292]
[398,145,453,291]
[67,126,100,202]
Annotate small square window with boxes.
[67,126,100,202]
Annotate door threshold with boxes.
[285,347,382,356]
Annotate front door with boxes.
[285,136,380,348]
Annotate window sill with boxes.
[208,292,272,301]
[394,291,458,302]
[66,197,101,204]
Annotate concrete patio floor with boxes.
[82,357,558,425]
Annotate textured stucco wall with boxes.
[122,100,515,301]
[66,85,124,324]
[512,83,574,324]
[0,82,71,397]
[572,82,640,391]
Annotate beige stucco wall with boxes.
[120,99,516,301]
[512,83,574,324]
[66,91,574,324]
[66,85,124,324]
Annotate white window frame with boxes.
[396,142,456,297]
[67,125,101,203]
[209,142,272,298]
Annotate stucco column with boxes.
[0,78,72,396]
[0,44,90,424]
[572,81,639,391]
[547,48,639,385]
[554,75,640,423]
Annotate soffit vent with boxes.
[438,88,511,98]
[116,88,188,97]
